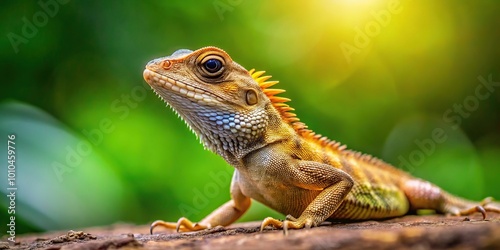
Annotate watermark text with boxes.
[6,134,17,243]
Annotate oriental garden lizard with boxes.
[142,46,500,234]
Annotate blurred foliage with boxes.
[0,0,499,234]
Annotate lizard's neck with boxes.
[197,102,287,167]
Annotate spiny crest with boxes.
[249,69,296,123]
[249,69,346,152]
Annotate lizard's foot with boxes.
[454,197,500,220]
[150,217,209,234]
[481,197,500,213]
[260,215,315,235]
[456,206,487,220]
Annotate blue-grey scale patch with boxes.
[196,109,269,152]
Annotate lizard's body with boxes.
[143,47,499,234]
[236,124,411,221]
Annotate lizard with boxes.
[142,46,500,235]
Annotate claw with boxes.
[477,206,487,220]
[175,217,184,232]
[304,219,313,229]
[283,220,289,236]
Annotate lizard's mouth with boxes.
[143,68,224,105]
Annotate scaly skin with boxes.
[143,47,500,235]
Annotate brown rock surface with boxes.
[5,213,500,250]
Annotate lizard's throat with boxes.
[177,103,270,158]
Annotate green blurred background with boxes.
[1,1,499,234]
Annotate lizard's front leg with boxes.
[151,170,251,233]
[260,160,354,235]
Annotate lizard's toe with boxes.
[260,217,283,231]
[150,217,208,234]
[457,205,488,220]
[150,220,177,234]
[283,218,315,235]
[285,214,298,221]
[480,197,493,206]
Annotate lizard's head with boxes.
[143,47,289,156]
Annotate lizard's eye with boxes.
[204,59,222,73]
[200,55,225,78]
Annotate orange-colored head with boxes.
[143,47,280,157]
